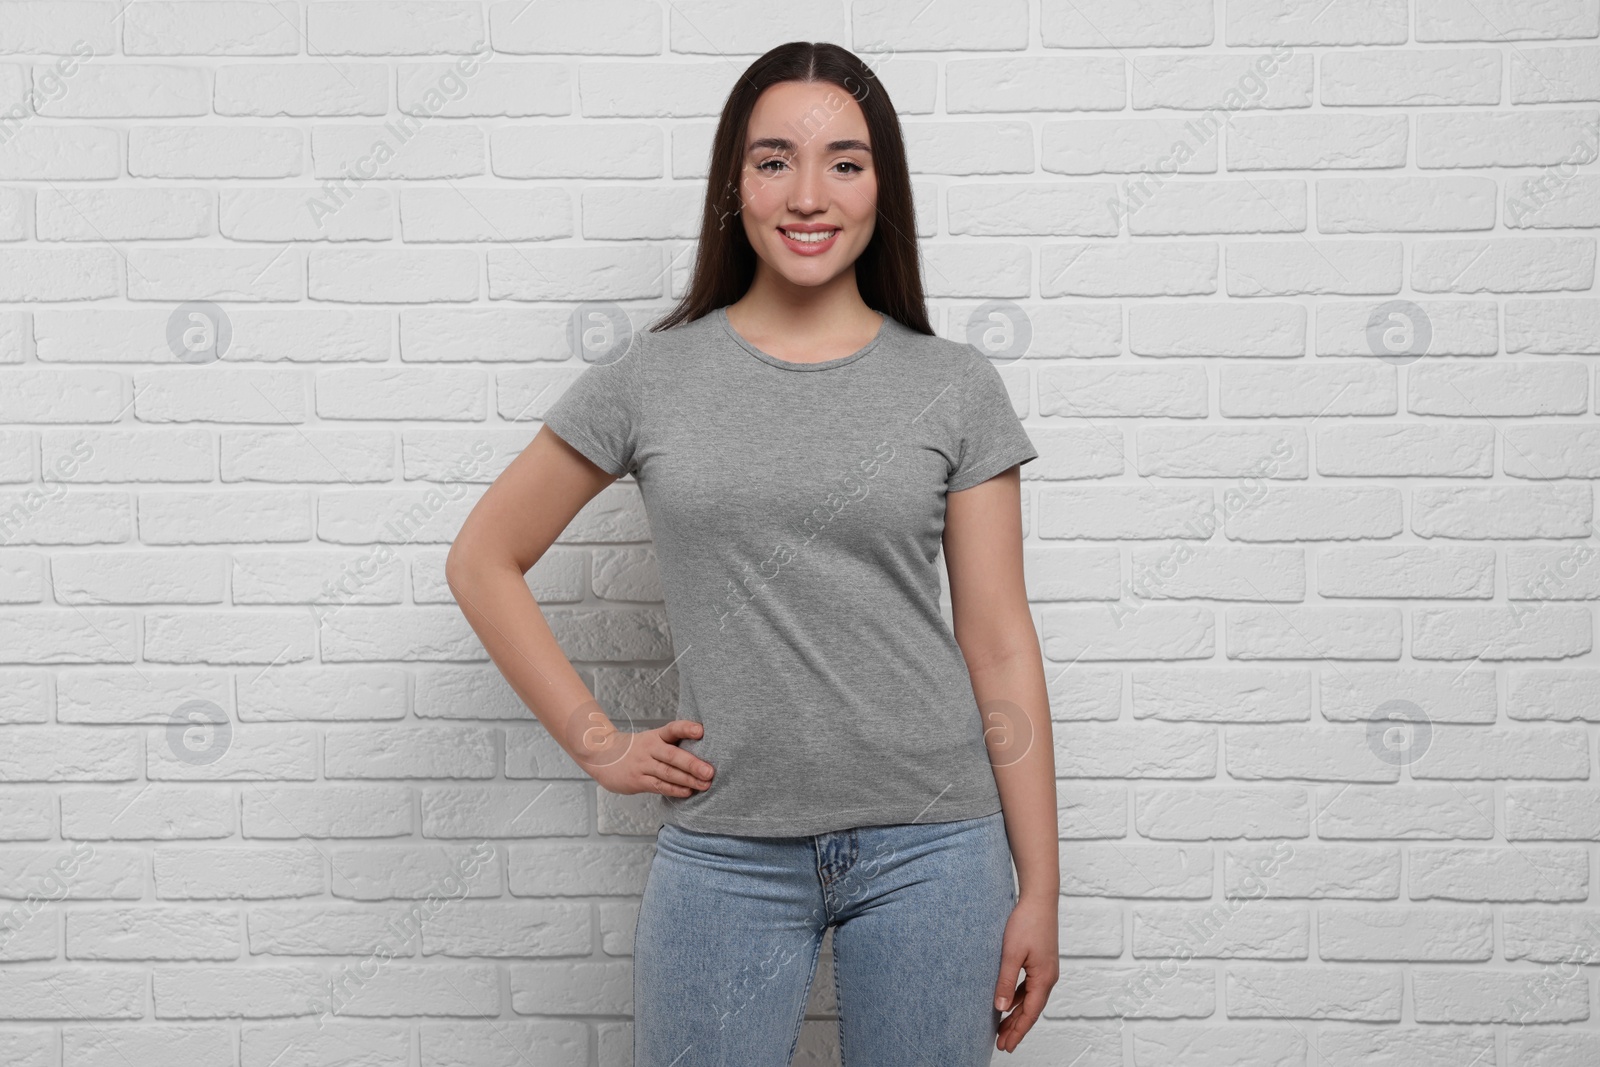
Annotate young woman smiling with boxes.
[447,41,1058,1065]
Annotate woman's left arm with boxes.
[944,464,1060,1051]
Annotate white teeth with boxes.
[781,229,836,243]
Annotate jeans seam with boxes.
[832,926,847,1067]
[635,833,656,1067]
[785,925,824,1066]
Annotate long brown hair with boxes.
[650,41,933,336]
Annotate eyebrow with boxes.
[747,136,872,155]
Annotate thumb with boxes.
[994,949,1022,1011]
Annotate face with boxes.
[736,80,878,289]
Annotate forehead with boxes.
[745,80,870,149]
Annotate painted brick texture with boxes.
[1,1,1598,1065]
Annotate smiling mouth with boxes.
[778,227,839,243]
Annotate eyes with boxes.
[754,158,865,175]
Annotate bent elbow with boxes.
[444,541,477,596]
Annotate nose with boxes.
[789,160,827,213]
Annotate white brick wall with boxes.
[0,1,1597,1064]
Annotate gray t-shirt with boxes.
[541,305,1039,837]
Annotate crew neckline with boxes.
[716,306,890,372]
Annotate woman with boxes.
[446,41,1059,1065]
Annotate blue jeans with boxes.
[633,810,1017,1066]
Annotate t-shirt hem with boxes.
[947,446,1039,493]
[542,417,628,477]
[660,795,1005,838]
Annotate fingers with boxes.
[642,772,696,798]
[641,741,713,796]
[614,723,715,798]
[651,724,714,784]
[994,962,1020,1012]
[645,761,708,794]
[660,719,705,742]
[994,940,1029,1011]
[1001,976,1045,1043]
[996,959,1056,1052]
[655,744,714,787]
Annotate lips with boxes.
[779,226,836,239]
[777,226,840,254]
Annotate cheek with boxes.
[746,220,789,265]
[740,171,785,217]
[848,215,877,257]
[843,179,878,232]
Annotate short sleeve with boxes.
[947,351,1038,492]
[541,346,642,478]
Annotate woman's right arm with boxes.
[444,426,715,798]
